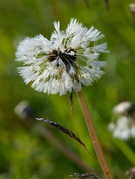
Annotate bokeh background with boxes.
[0,0,135,178]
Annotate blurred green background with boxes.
[0,0,135,178]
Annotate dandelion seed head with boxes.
[109,101,135,140]
[16,18,109,95]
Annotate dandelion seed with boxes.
[16,19,108,95]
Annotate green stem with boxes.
[77,91,114,179]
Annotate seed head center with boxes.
[48,48,77,65]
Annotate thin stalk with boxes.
[77,91,114,179]
[33,123,93,173]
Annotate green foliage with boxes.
[0,0,135,178]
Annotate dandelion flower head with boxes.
[16,18,109,95]
[109,101,135,140]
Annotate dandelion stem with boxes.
[77,91,114,179]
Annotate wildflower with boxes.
[16,19,108,95]
[14,100,34,119]
[109,101,135,140]
[126,166,135,179]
